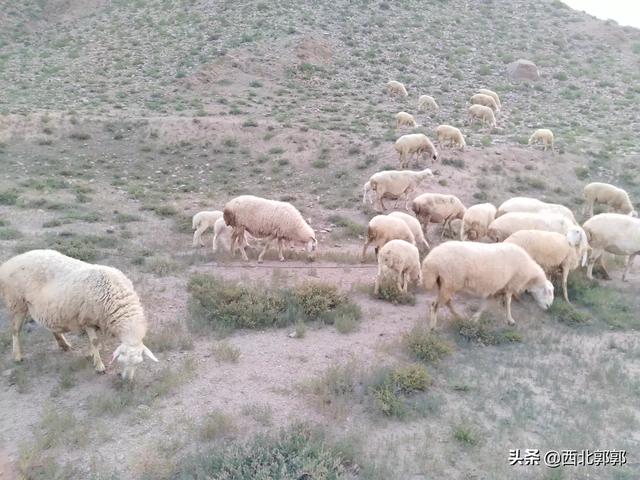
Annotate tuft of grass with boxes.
[548,300,592,325]
[0,190,19,205]
[403,326,453,362]
[241,404,273,426]
[211,341,241,363]
[453,317,523,345]
[146,323,194,352]
[452,421,481,446]
[328,215,366,239]
[198,410,237,441]
[145,256,180,276]
[373,282,415,305]
[0,227,22,240]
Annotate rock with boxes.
[507,59,540,81]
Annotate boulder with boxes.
[507,59,540,81]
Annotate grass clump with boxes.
[373,282,415,305]
[452,420,482,446]
[0,190,19,205]
[548,300,592,325]
[453,317,523,345]
[198,410,237,441]
[369,364,431,417]
[403,326,453,363]
[211,341,241,363]
[328,214,366,239]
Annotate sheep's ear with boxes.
[142,344,159,362]
[109,344,125,366]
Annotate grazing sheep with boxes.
[212,217,253,254]
[192,210,223,247]
[389,211,430,251]
[470,93,499,112]
[468,105,496,129]
[436,125,466,150]
[477,88,501,110]
[528,129,554,152]
[395,111,418,129]
[583,182,637,218]
[497,197,577,224]
[461,203,497,241]
[505,228,589,303]
[487,212,575,242]
[387,80,408,97]
[394,134,438,169]
[0,250,158,380]
[583,213,640,281]
[422,242,554,329]
[411,193,466,240]
[374,240,422,295]
[223,195,316,263]
[364,168,434,211]
[362,215,415,261]
[418,95,439,112]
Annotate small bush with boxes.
[453,421,481,446]
[198,410,237,441]
[374,282,415,305]
[369,364,431,417]
[548,301,591,325]
[575,165,590,180]
[454,317,523,345]
[403,326,453,362]
[212,341,241,363]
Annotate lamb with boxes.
[418,95,439,112]
[461,203,497,241]
[212,217,253,253]
[487,212,575,242]
[470,93,499,112]
[583,182,636,218]
[411,193,466,240]
[362,215,415,261]
[468,104,496,129]
[374,240,422,295]
[0,250,158,380]
[395,111,418,129]
[363,168,434,211]
[436,125,466,150]
[583,213,640,281]
[504,228,589,303]
[421,241,554,329]
[394,133,438,169]
[223,195,317,263]
[389,211,430,251]
[192,210,223,247]
[477,89,501,110]
[497,197,577,224]
[387,80,408,97]
[528,129,554,152]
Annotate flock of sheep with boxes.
[0,81,637,382]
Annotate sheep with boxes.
[468,104,496,129]
[497,197,577,224]
[411,193,466,241]
[487,212,575,242]
[418,95,439,112]
[421,241,554,329]
[192,210,223,247]
[461,203,497,241]
[470,93,499,112]
[0,250,158,380]
[435,125,466,150]
[504,228,589,303]
[583,213,640,281]
[583,182,637,218]
[394,133,438,169]
[212,217,254,254]
[362,215,415,261]
[374,239,422,295]
[395,111,417,129]
[528,129,554,152]
[388,211,430,251]
[477,88,501,110]
[223,195,316,263]
[387,80,408,97]
[364,168,434,211]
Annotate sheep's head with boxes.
[528,280,554,310]
[110,342,158,381]
[306,237,317,254]
[566,226,590,267]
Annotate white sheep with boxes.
[583,213,640,281]
[504,228,589,303]
[468,105,496,130]
[374,239,422,295]
[192,210,223,247]
[470,93,499,112]
[497,197,577,224]
[212,217,253,254]
[418,95,439,112]
[411,193,466,240]
[436,125,466,150]
[0,250,158,380]
[387,80,408,97]
[583,182,637,218]
[362,215,415,261]
[394,133,438,169]
[363,168,434,211]
[223,195,317,263]
[487,212,575,242]
[395,111,418,129]
[528,129,554,152]
[422,241,554,329]
[389,211,430,251]
[477,88,501,110]
[461,203,497,241]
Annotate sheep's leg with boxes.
[429,300,440,330]
[440,217,451,240]
[11,312,27,362]
[257,236,275,263]
[85,326,105,373]
[374,263,383,295]
[379,197,387,211]
[471,298,489,322]
[505,293,515,325]
[622,253,636,282]
[53,333,71,352]
[277,238,286,262]
[193,226,206,247]
[599,255,611,280]
[562,266,571,303]
[401,270,409,293]
[361,240,371,262]
[233,228,249,261]
[586,248,602,280]
[445,299,462,319]
[422,215,431,241]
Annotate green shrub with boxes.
[548,300,591,325]
[198,410,237,441]
[454,317,523,345]
[374,282,416,305]
[328,215,366,238]
[0,190,19,205]
[403,326,453,362]
[391,364,431,394]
